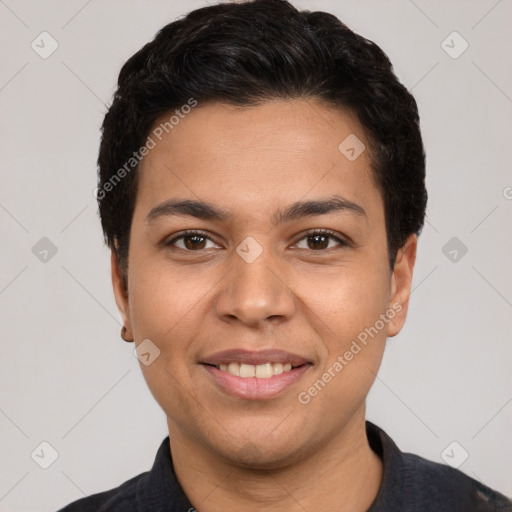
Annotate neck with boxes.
[168,410,383,512]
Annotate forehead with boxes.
[134,99,381,222]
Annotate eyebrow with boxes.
[145,195,366,225]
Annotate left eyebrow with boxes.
[144,194,366,226]
[272,195,367,224]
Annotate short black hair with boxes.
[97,0,427,292]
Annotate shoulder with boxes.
[56,472,147,512]
[402,451,512,511]
[56,436,193,511]
[366,422,512,512]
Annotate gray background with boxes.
[1,0,511,510]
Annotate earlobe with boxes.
[111,249,134,342]
[387,234,417,338]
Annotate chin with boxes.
[209,430,314,471]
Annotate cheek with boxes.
[128,261,207,424]
[128,255,213,343]
[296,263,391,343]
[297,271,389,416]
[295,260,391,402]
[126,259,213,413]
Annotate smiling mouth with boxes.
[200,349,312,399]
[204,362,305,378]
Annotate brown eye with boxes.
[166,231,220,251]
[295,230,347,251]
[307,234,330,250]
[183,234,207,250]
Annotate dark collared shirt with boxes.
[57,422,512,511]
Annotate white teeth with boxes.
[240,363,255,378]
[272,363,283,375]
[255,363,272,379]
[216,362,295,378]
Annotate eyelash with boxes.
[165,229,349,252]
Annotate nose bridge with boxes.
[215,239,295,326]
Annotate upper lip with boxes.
[200,349,311,367]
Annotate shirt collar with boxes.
[136,436,194,510]
[366,421,406,511]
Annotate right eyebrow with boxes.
[145,199,231,225]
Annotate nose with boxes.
[214,244,296,328]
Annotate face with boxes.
[112,99,416,468]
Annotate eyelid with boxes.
[292,228,350,249]
[165,229,222,248]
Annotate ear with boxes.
[111,249,133,341]
[387,234,417,337]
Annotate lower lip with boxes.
[201,364,311,400]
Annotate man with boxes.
[59,0,512,510]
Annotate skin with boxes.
[112,99,417,511]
